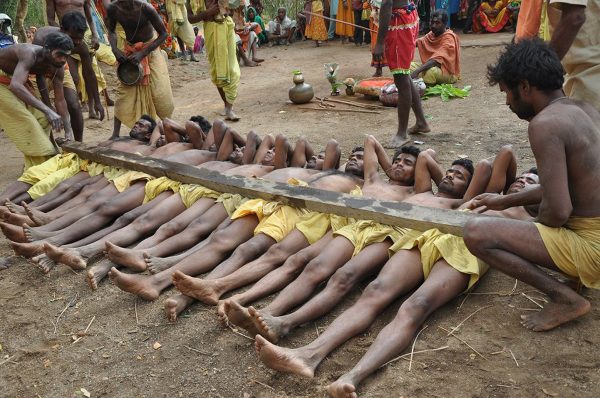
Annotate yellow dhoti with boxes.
[296,212,353,244]
[536,217,600,289]
[18,153,81,200]
[115,43,174,128]
[167,0,196,48]
[254,205,310,242]
[216,192,249,216]
[143,176,182,203]
[204,18,240,104]
[80,160,106,177]
[231,199,277,222]
[334,220,408,256]
[179,183,221,208]
[0,70,59,170]
[390,229,488,291]
[112,170,154,192]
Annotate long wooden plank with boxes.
[62,142,478,236]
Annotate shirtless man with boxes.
[106,0,174,138]
[47,0,100,50]
[0,33,74,170]
[464,39,600,332]
[34,11,105,140]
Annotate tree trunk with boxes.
[15,0,28,43]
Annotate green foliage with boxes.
[423,84,472,102]
[0,0,47,30]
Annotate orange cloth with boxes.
[416,29,461,77]
[124,42,151,86]
[515,0,542,41]
[237,23,263,52]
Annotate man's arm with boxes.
[363,135,383,184]
[410,59,440,79]
[9,48,62,131]
[549,3,586,60]
[290,137,314,167]
[413,149,443,193]
[485,144,517,194]
[274,134,292,169]
[36,74,53,107]
[323,139,341,170]
[127,4,169,65]
[529,118,573,226]
[466,185,542,211]
[78,45,104,120]
[51,68,74,140]
[106,5,127,64]
[83,0,101,49]
[188,0,220,23]
[253,134,275,164]
[46,0,59,27]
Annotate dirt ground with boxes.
[1,33,600,398]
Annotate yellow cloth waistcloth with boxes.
[254,205,311,242]
[79,160,106,176]
[296,212,353,244]
[390,228,488,291]
[0,69,59,170]
[112,170,154,192]
[114,42,174,129]
[334,220,408,256]
[143,176,182,203]
[167,0,196,47]
[231,198,283,222]
[204,17,240,104]
[536,216,600,289]
[179,183,221,208]
[18,153,82,200]
[216,192,249,217]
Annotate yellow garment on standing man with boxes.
[114,41,175,128]
[0,69,59,170]
[167,0,197,48]
[204,16,241,104]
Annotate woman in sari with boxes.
[246,7,267,44]
[304,0,328,46]
[472,0,512,32]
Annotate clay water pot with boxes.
[117,61,143,86]
[289,73,314,104]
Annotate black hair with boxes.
[139,114,157,133]
[452,158,474,182]
[351,146,364,153]
[189,115,212,133]
[487,39,564,91]
[44,31,74,52]
[527,166,538,175]
[61,11,87,34]
[393,145,421,161]
[431,9,448,25]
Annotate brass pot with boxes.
[289,74,314,104]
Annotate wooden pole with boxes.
[61,142,481,236]
[301,10,377,33]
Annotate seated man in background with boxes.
[267,7,297,45]
[411,9,461,85]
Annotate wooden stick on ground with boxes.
[318,96,388,110]
[298,106,381,114]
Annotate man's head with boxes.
[43,32,74,67]
[228,144,245,164]
[129,114,156,141]
[430,10,448,36]
[307,150,325,170]
[390,145,421,184]
[487,39,565,121]
[344,146,365,178]
[438,158,474,198]
[506,168,539,194]
[189,115,212,133]
[60,11,87,47]
[261,147,276,166]
[277,7,287,20]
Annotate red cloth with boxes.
[123,42,151,86]
[416,30,460,76]
[384,7,419,74]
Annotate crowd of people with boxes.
[0,0,599,396]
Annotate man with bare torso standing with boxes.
[464,39,600,332]
[105,0,174,138]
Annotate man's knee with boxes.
[398,293,433,326]
[302,256,330,284]
[211,227,238,248]
[329,266,357,293]
[130,213,157,234]
[233,238,266,259]
[264,243,289,262]
[463,218,490,252]
[114,210,137,226]
[156,220,185,238]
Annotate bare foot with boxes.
[408,123,431,135]
[3,212,34,226]
[87,258,117,290]
[254,335,315,377]
[372,70,382,78]
[164,294,195,322]
[23,203,53,226]
[105,242,147,272]
[224,300,262,336]
[326,377,358,398]
[109,267,161,300]
[11,241,45,258]
[0,222,27,242]
[172,271,221,304]
[520,298,591,332]
[32,254,56,274]
[225,109,240,122]
[23,224,55,242]
[145,253,176,274]
[385,135,410,149]
[44,243,87,270]
[252,57,264,63]
[244,59,259,67]
[5,200,25,214]
[248,306,287,343]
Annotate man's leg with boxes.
[217,88,240,122]
[64,87,84,142]
[326,260,469,397]
[464,217,590,331]
[109,215,259,300]
[0,181,32,205]
[248,241,391,342]
[327,15,336,39]
[254,248,425,377]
